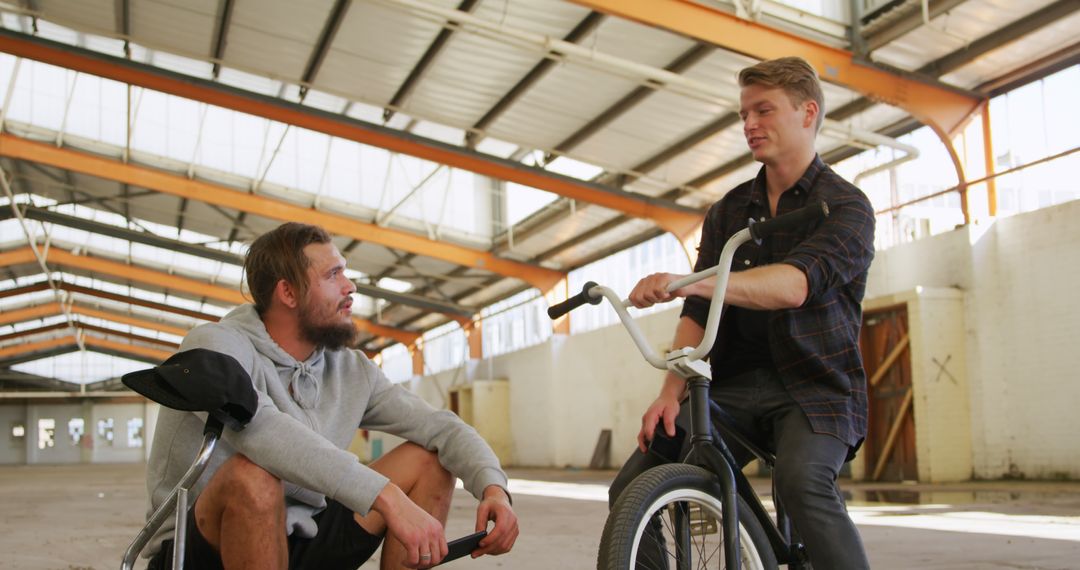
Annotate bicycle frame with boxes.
[549,202,827,569]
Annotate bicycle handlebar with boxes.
[546,201,829,372]
[546,281,603,320]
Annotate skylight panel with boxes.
[473,136,518,159]
[545,155,604,181]
[344,100,384,124]
[217,66,283,97]
[33,18,80,47]
[13,351,149,384]
[504,182,557,228]
[11,314,67,332]
[302,89,348,114]
[147,49,214,80]
[0,289,55,311]
[82,33,126,58]
[411,120,466,146]
[377,277,413,294]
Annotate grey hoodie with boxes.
[145,304,508,555]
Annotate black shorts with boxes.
[148,499,384,570]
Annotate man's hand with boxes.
[638,387,683,453]
[472,485,518,558]
[373,483,448,568]
[629,272,706,309]
[628,272,679,308]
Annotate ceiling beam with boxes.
[493,65,739,254]
[0,245,420,345]
[385,0,480,123]
[1,204,243,265]
[545,43,714,163]
[862,0,969,52]
[0,335,74,360]
[0,369,79,392]
[210,0,235,78]
[917,0,1080,79]
[567,0,983,137]
[85,334,173,362]
[0,301,189,336]
[466,11,605,145]
[0,29,701,245]
[0,321,68,342]
[651,0,1078,199]
[353,281,474,319]
[1,205,467,321]
[0,319,178,349]
[0,280,221,321]
[0,131,565,291]
[300,0,352,91]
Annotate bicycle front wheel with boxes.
[599,463,777,569]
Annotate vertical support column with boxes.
[677,225,703,270]
[465,318,483,360]
[545,278,572,335]
[410,340,424,377]
[937,125,970,226]
[981,104,998,217]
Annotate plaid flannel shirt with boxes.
[681,155,876,448]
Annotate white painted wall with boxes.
[0,404,28,465]
[403,200,1080,480]
[840,198,1079,479]
[399,307,679,469]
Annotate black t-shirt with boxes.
[713,305,773,381]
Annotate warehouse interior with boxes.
[0,0,1078,568]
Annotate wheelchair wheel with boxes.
[599,463,777,569]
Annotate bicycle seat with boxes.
[122,348,258,431]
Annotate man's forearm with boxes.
[685,264,807,310]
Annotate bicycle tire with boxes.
[599,463,778,569]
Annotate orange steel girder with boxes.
[0,301,187,337]
[569,0,983,136]
[84,335,174,362]
[0,29,703,256]
[0,133,565,291]
[0,246,419,345]
[0,335,75,359]
[0,334,173,362]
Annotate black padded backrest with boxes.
[122,349,257,431]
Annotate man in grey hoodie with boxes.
[145,222,518,570]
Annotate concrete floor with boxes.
[1,464,1078,569]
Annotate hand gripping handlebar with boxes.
[546,201,829,370]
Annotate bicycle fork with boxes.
[683,377,742,570]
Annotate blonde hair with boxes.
[738,57,825,131]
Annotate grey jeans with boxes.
[608,368,870,569]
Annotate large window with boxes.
[835,64,1080,250]
[567,232,693,335]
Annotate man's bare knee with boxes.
[226,455,283,512]
[208,455,284,515]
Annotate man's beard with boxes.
[298,299,357,350]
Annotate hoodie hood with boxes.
[219,304,324,408]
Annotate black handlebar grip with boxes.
[546,281,602,320]
[749,200,829,241]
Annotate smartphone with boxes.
[435,530,487,566]
[648,423,686,462]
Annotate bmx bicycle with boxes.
[547,202,829,569]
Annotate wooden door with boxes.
[860,306,917,481]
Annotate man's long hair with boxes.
[738,57,825,132]
[244,223,332,314]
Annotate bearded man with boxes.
[144,223,517,570]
